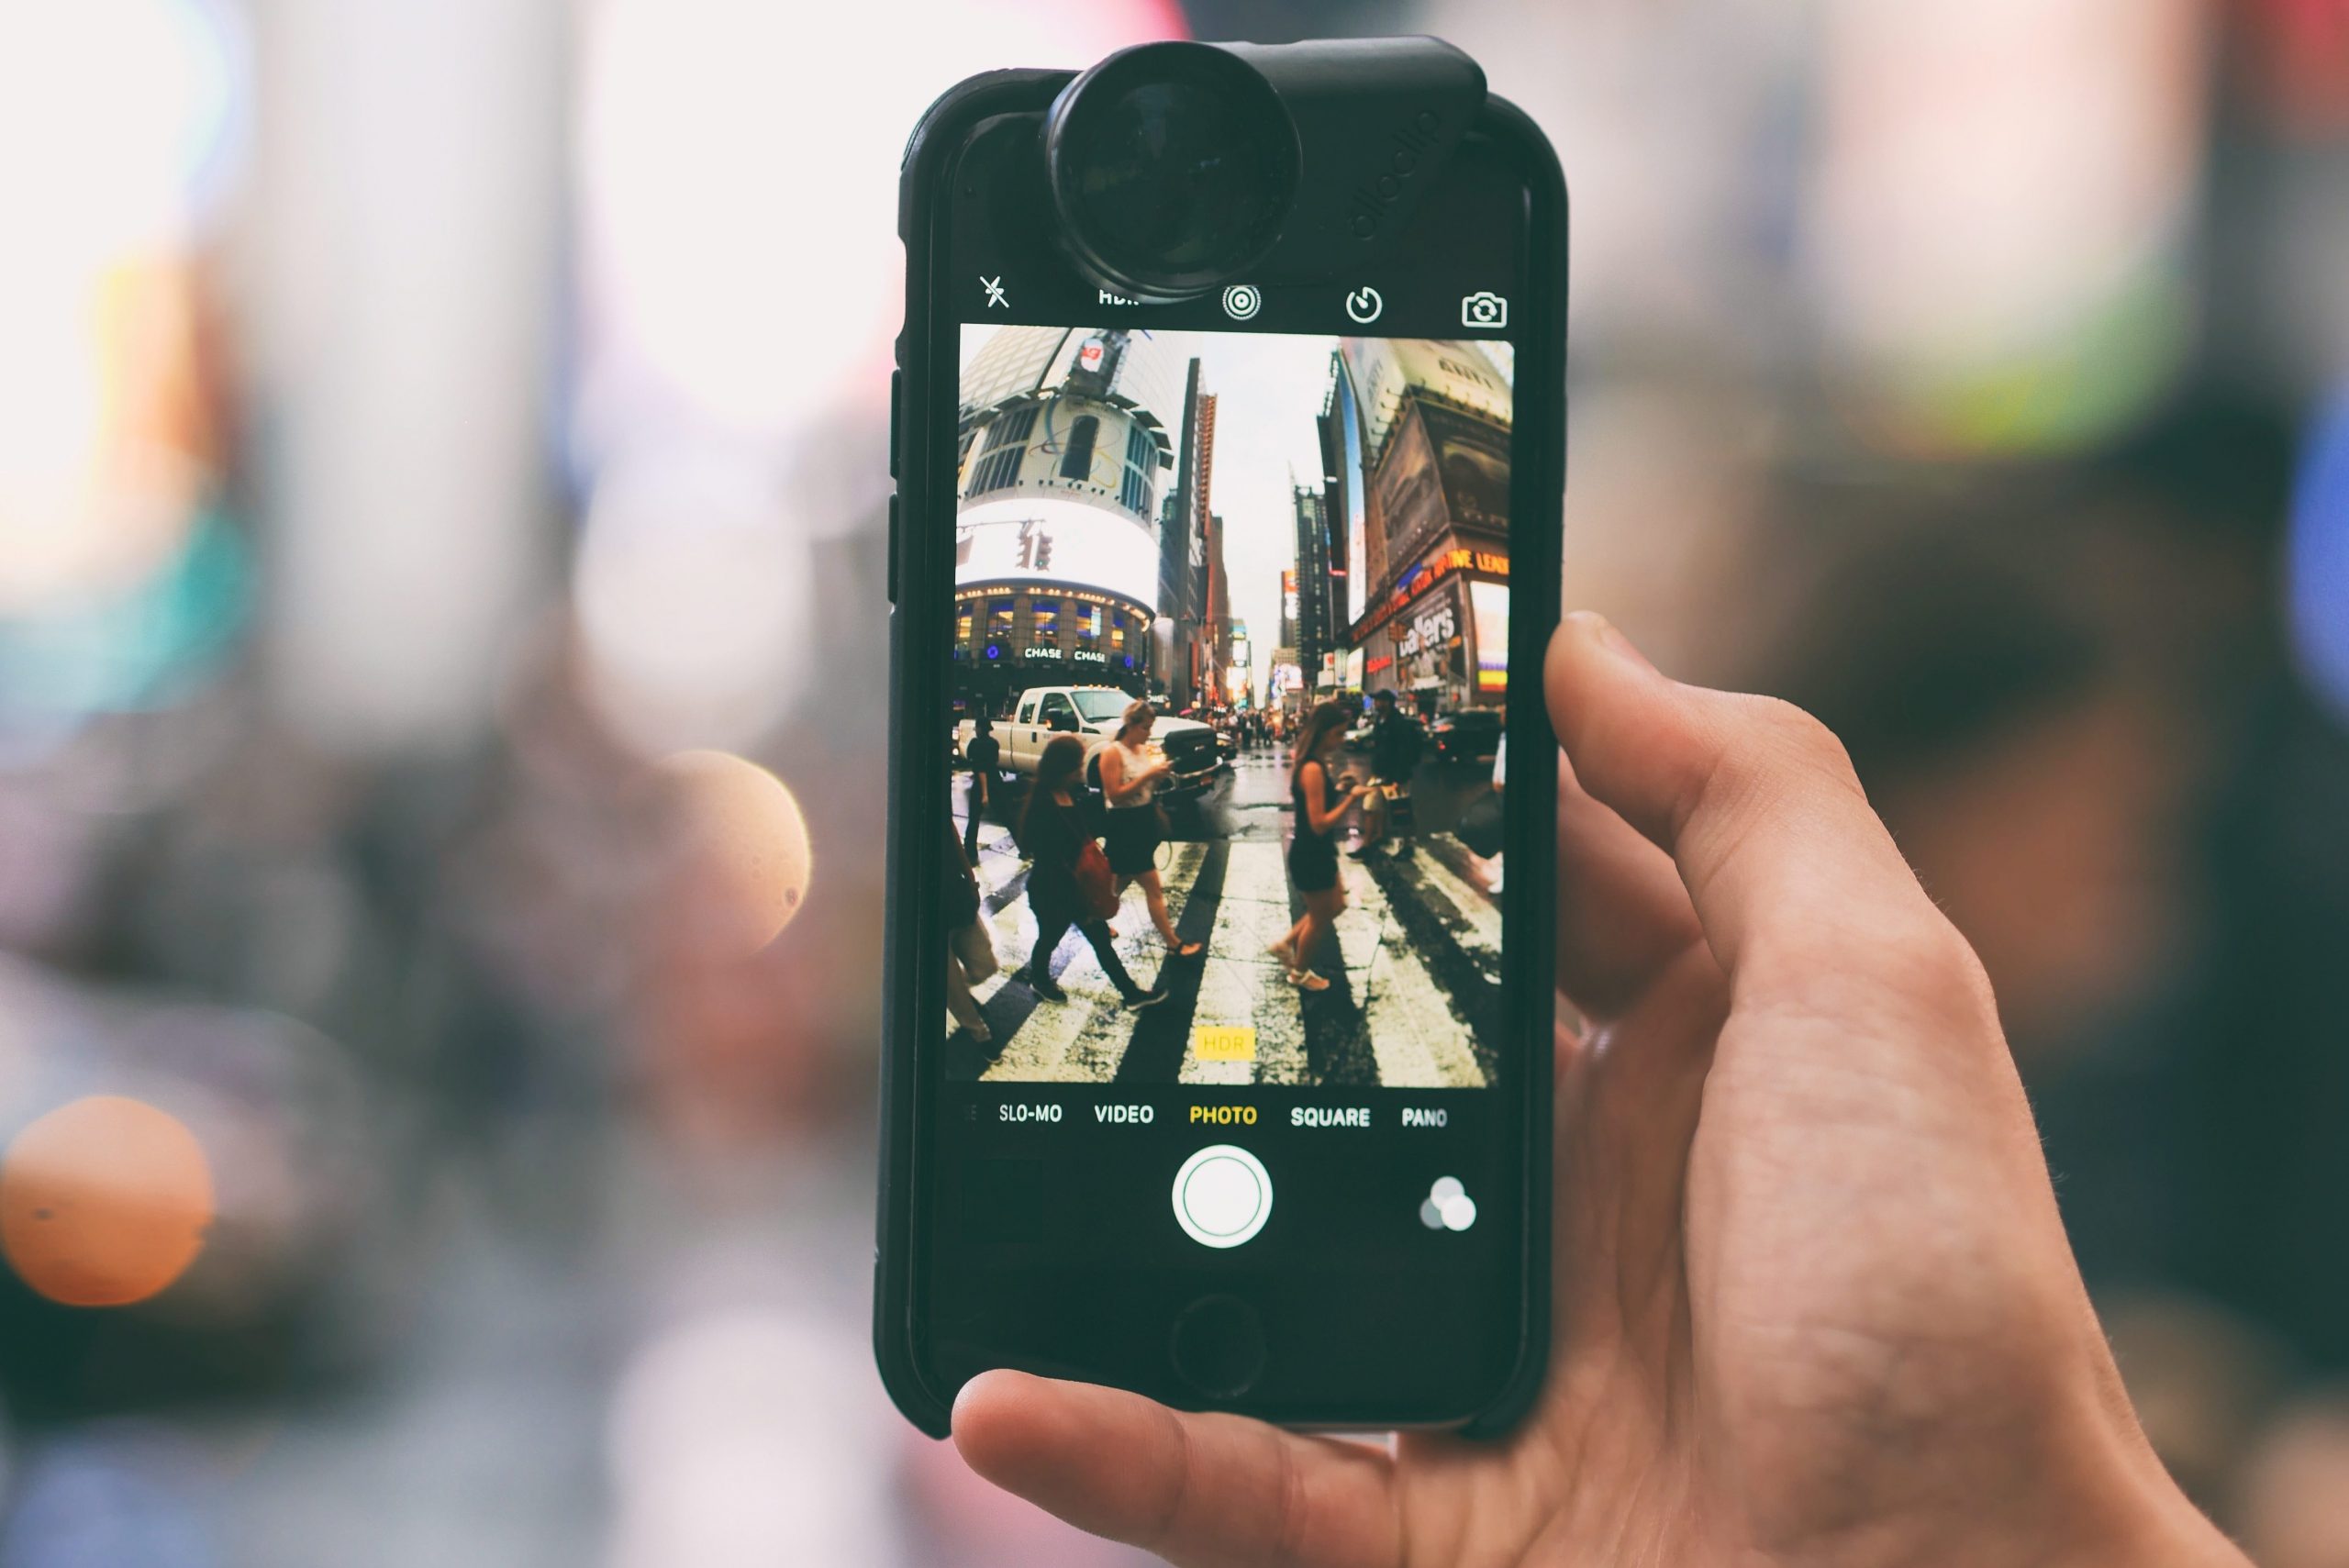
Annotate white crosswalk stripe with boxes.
[1330,854,1487,1089]
[953,818,1497,1087]
[1406,839,1503,982]
[1177,843,1308,1085]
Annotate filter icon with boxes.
[1220,284,1263,320]
[1419,1175,1476,1232]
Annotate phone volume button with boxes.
[889,369,902,478]
[886,493,899,606]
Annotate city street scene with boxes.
[943,325,1514,1086]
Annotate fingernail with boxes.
[1572,611,1655,673]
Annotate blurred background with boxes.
[0,0,2343,1562]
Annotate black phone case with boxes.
[875,64,1567,1441]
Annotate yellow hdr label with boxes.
[1192,1026,1257,1063]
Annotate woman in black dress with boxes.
[1018,736,1166,1011]
[1268,700,1371,993]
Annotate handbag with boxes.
[1073,840,1121,922]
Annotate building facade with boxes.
[1291,484,1338,692]
[952,327,1189,712]
[1152,377,1219,709]
[1332,338,1514,710]
[1226,616,1252,710]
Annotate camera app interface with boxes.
[941,324,1511,1090]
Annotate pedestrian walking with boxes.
[1018,735,1167,1010]
[1351,688,1423,859]
[1486,730,1506,895]
[943,816,1000,1049]
[1268,700,1372,992]
[962,710,1000,862]
[1098,700,1204,958]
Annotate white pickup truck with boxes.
[957,685,1224,801]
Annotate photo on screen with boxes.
[941,326,1512,1088]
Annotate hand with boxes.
[952,613,2246,1568]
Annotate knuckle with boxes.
[1884,910,2002,1028]
[1139,1408,1197,1550]
[1267,1434,1311,1565]
[1744,695,1858,782]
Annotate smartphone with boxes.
[878,39,1564,1435]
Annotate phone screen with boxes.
[947,323,1510,1089]
[911,127,1540,1420]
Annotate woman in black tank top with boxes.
[1270,701,1370,993]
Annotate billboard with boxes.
[1329,355,1371,628]
[953,495,1159,610]
[1420,403,1511,539]
[1342,338,1513,464]
[1471,578,1510,695]
[1371,406,1444,559]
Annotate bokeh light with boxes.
[1806,0,2206,454]
[652,750,813,958]
[574,448,815,755]
[573,0,1183,447]
[0,0,243,616]
[607,1309,898,1568]
[2288,385,2349,723]
[0,1095,215,1308]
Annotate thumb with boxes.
[1541,612,1951,987]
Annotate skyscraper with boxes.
[1292,483,1335,689]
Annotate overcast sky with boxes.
[962,324,1335,703]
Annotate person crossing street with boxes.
[1351,688,1423,860]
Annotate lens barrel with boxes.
[1044,42,1301,301]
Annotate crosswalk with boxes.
[946,821,1500,1088]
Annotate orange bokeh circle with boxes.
[656,750,814,957]
[0,1095,216,1307]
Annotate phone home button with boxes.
[1170,1294,1266,1399]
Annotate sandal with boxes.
[1286,967,1330,993]
[1170,940,1205,958]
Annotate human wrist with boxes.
[2013,1433,2249,1568]
[2059,1465,2247,1568]
[1831,1418,2246,1568]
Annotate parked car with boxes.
[954,686,1223,799]
[1430,706,1504,765]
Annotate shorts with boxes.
[1104,807,1159,876]
[1287,835,1339,895]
